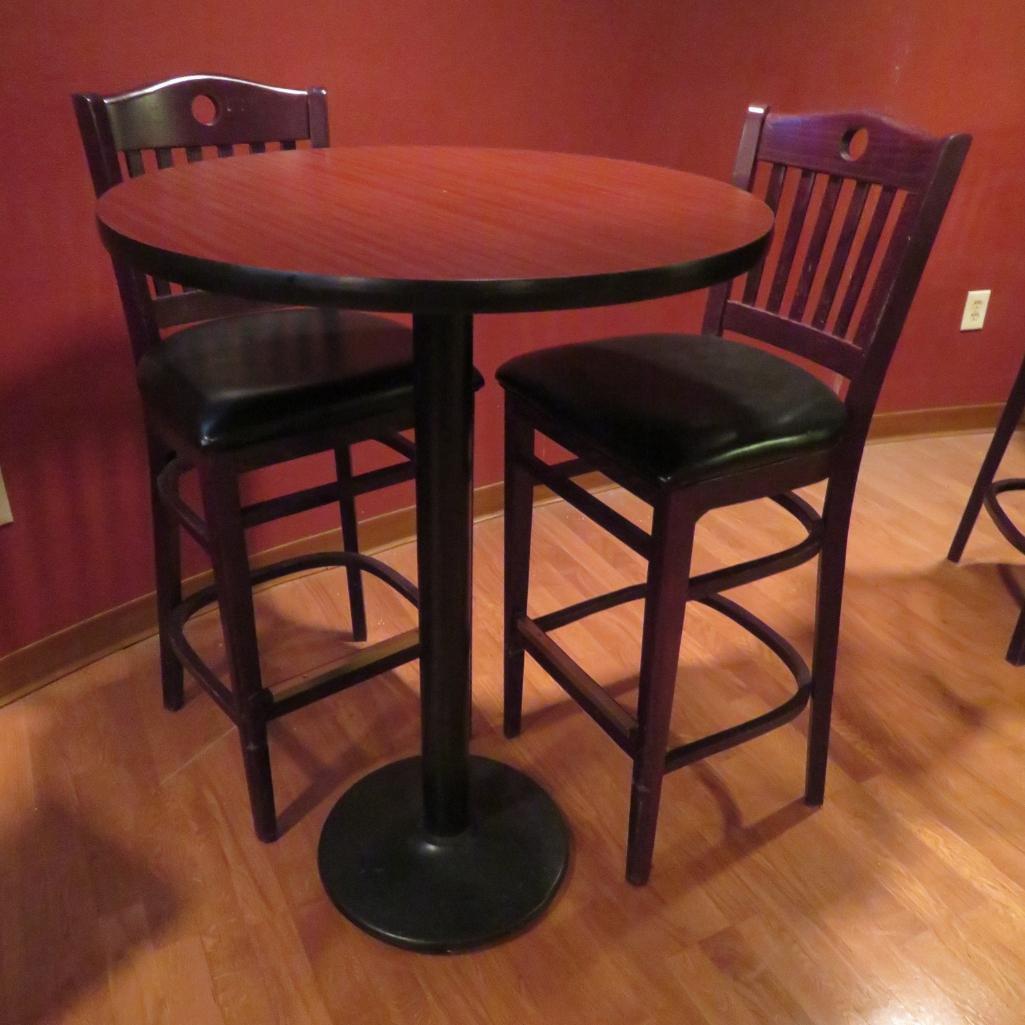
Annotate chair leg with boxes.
[199,465,277,842]
[949,351,1025,562]
[335,446,368,642]
[1006,606,1025,666]
[627,490,696,886]
[503,406,536,739]
[147,437,184,712]
[804,474,857,807]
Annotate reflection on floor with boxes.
[2,431,1025,1024]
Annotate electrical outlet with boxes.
[960,289,991,331]
[0,466,11,526]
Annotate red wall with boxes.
[1,0,1022,657]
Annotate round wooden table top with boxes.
[97,145,774,314]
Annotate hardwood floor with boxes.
[3,431,1025,1024]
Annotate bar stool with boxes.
[497,106,970,883]
[74,74,482,840]
[948,352,1025,663]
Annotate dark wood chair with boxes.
[73,74,479,841]
[948,354,1025,663]
[498,106,969,884]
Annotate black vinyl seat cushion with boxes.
[497,333,847,486]
[138,308,482,452]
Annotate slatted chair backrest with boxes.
[702,106,970,437]
[73,74,329,360]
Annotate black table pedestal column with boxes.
[318,314,569,952]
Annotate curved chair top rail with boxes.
[757,109,952,191]
[74,73,328,194]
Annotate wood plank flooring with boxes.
[2,431,1025,1024]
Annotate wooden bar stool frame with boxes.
[948,352,1025,664]
[502,106,970,884]
[74,74,422,841]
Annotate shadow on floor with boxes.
[0,799,179,1024]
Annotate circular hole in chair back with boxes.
[191,94,219,127]
[841,126,869,161]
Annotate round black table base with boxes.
[318,755,569,953]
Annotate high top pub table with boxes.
[96,146,773,952]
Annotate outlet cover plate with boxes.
[960,289,991,331]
